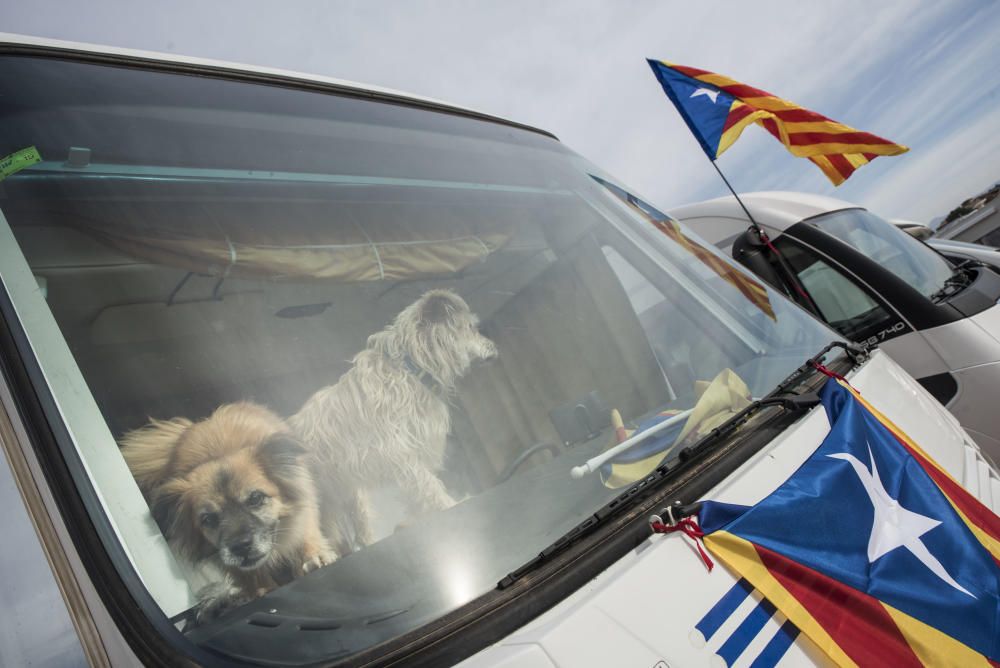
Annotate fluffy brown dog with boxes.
[121,402,337,622]
[291,289,497,552]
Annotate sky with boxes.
[4,1,999,223]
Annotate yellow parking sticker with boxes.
[0,146,41,181]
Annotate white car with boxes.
[928,237,1000,271]
[672,191,1000,456]
[0,34,996,667]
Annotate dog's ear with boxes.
[120,417,193,494]
[419,292,456,325]
[258,433,307,467]
[150,484,183,534]
[257,433,309,502]
[151,479,214,563]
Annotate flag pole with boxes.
[709,159,766,236]
[707,158,816,308]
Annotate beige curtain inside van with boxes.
[63,200,515,282]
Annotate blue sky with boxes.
[700,2,1000,223]
[3,1,998,222]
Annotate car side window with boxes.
[773,238,907,347]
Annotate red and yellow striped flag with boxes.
[647,60,909,185]
[593,174,777,319]
[653,217,776,319]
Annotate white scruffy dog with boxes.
[291,289,497,552]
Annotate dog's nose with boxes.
[230,538,255,558]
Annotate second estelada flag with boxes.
[695,378,1000,666]
[646,60,908,185]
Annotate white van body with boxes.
[0,35,996,668]
[928,237,1000,271]
[672,192,1000,458]
[459,352,998,668]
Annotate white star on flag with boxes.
[829,445,975,598]
[690,87,721,103]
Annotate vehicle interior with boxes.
[0,53,833,664]
[8,180,675,482]
[1,165,815,661]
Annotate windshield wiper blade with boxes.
[932,260,983,302]
[931,275,970,303]
[952,258,986,272]
[497,341,865,588]
[496,395,815,589]
[930,287,955,303]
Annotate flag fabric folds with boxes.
[591,174,776,319]
[601,369,752,488]
[646,60,909,185]
[600,409,685,489]
[696,378,1000,666]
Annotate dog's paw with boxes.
[194,581,254,626]
[301,549,337,574]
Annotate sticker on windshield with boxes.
[0,146,41,181]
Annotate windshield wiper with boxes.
[931,274,972,302]
[952,258,986,271]
[498,341,866,588]
[931,259,982,303]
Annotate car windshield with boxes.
[809,208,955,299]
[0,54,836,664]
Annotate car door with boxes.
[768,235,911,349]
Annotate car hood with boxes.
[459,350,997,668]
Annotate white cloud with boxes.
[854,104,1000,220]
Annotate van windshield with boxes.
[0,54,836,664]
[809,208,955,299]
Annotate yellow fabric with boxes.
[693,380,712,401]
[601,368,752,488]
[676,368,752,446]
[782,120,857,134]
[883,603,993,667]
[844,153,872,169]
[704,531,857,668]
[78,203,515,282]
[717,105,771,155]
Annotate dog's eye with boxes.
[246,490,268,507]
[200,512,219,529]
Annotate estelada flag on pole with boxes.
[694,379,1000,666]
[646,60,909,185]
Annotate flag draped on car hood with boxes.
[696,379,1000,666]
[646,60,909,185]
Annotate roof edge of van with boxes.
[0,32,559,142]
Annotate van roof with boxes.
[670,191,860,232]
[0,32,557,141]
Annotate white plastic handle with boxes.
[570,409,693,479]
